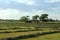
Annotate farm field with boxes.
[0,21,60,40]
[24,33,60,40]
[0,0,60,40]
[0,28,55,39]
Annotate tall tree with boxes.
[20,16,30,23]
[32,15,39,23]
[39,14,48,22]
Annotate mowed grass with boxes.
[24,33,60,40]
[0,28,55,39]
[0,31,43,39]
[0,21,60,40]
[0,28,54,32]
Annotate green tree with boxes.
[48,18,54,22]
[32,15,39,23]
[39,14,48,22]
[20,16,30,23]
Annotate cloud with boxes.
[0,0,60,11]
[0,8,46,19]
[11,0,35,5]
[49,13,60,20]
[0,8,19,19]
[0,0,59,20]
[0,8,60,20]
[31,8,60,20]
[45,0,60,3]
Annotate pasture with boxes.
[0,20,60,40]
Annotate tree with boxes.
[20,16,30,23]
[39,14,48,22]
[48,18,54,22]
[32,15,39,23]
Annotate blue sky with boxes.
[0,0,60,20]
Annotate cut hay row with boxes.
[0,30,41,34]
[1,30,60,40]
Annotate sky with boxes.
[0,0,60,20]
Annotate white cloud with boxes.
[11,0,35,5]
[32,9,60,20]
[0,0,35,5]
[49,13,60,20]
[50,7,60,10]
[11,0,27,3]
[45,0,60,3]
[32,9,47,15]
[0,8,59,20]
[0,8,19,19]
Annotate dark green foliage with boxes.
[20,16,30,23]
[39,14,48,22]
[32,15,39,23]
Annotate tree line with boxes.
[20,14,56,23]
[0,14,59,23]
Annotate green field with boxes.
[24,33,60,40]
[0,21,60,40]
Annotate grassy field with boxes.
[0,28,55,39]
[24,33,60,40]
[0,31,42,39]
[0,21,60,40]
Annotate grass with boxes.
[0,31,43,39]
[0,28,56,39]
[0,22,60,29]
[24,33,60,40]
[0,21,60,40]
